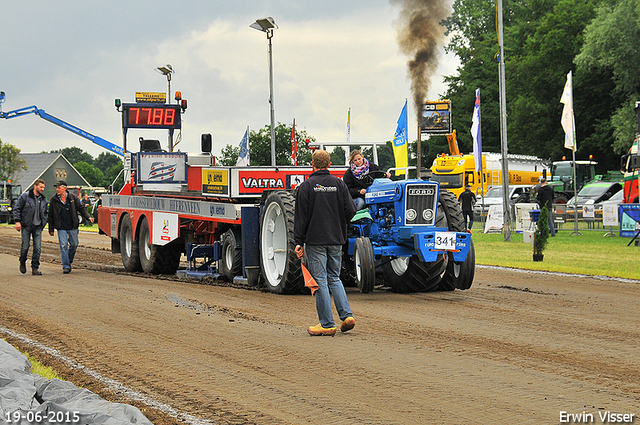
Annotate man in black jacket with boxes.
[13,179,48,275]
[458,185,476,230]
[536,178,556,236]
[294,150,357,336]
[47,180,94,273]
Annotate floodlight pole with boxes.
[267,30,276,166]
[497,0,512,241]
[156,64,175,151]
[251,18,278,166]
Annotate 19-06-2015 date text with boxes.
[4,410,81,423]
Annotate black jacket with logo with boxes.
[294,169,357,246]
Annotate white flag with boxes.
[471,89,482,173]
[236,127,250,166]
[345,108,351,165]
[561,71,576,151]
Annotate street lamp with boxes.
[155,64,175,151]
[155,64,174,101]
[250,17,278,166]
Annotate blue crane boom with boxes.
[0,97,124,156]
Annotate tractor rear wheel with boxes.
[553,194,569,204]
[119,213,141,272]
[438,189,475,291]
[354,237,375,293]
[382,256,410,290]
[260,191,302,294]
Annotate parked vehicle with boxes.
[601,189,624,205]
[430,152,546,198]
[474,185,533,220]
[621,137,639,203]
[0,181,22,224]
[547,159,597,204]
[567,181,622,207]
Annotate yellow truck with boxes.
[430,152,548,198]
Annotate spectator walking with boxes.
[92,194,102,222]
[536,178,556,237]
[47,180,94,273]
[13,179,48,275]
[458,185,476,230]
[294,150,357,336]
[81,193,92,226]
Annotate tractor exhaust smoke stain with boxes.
[391,0,450,121]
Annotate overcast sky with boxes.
[0,1,458,160]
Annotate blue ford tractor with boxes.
[243,173,475,295]
[342,172,475,293]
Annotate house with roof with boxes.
[17,153,92,200]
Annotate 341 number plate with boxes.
[434,232,456,250]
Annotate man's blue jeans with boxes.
[548,213,556,237]
[57,229,79,269]
[20,226,42,270]
[305,244,352,328]
[354,197,366,210]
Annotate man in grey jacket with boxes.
[13,179,48,275]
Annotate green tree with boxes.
[575,0,640,154]
[331,146,348,166]
[0,139,27,182]
[218,123,315,166]
[51,147,94,165]
[442,0,504,155]
[508,0,606,161]
[104,162,124,192]
[94,152,121,173]
[74,161,104,187]
[442,0,620,173]
[218,144,240,166]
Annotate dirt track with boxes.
[0,226,639,425]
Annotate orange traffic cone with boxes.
[301,263,319,295]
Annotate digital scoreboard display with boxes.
[122,103,181,129]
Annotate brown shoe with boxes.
[307,324,336,336]
[340,317,355,332]
[32,269,42,276]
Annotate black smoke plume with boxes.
[391,0,449,121]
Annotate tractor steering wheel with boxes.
[361,170,388,186]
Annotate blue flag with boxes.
[471,89,482,173]
[236,127,250,166]
[392,100,408,173]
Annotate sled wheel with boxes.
[260,191,302,294]
[137,216,180,274]
[354,237,375,293]
[120,213,141,272]
[220,228,243,281]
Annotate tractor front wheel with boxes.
[354,237,375,293]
